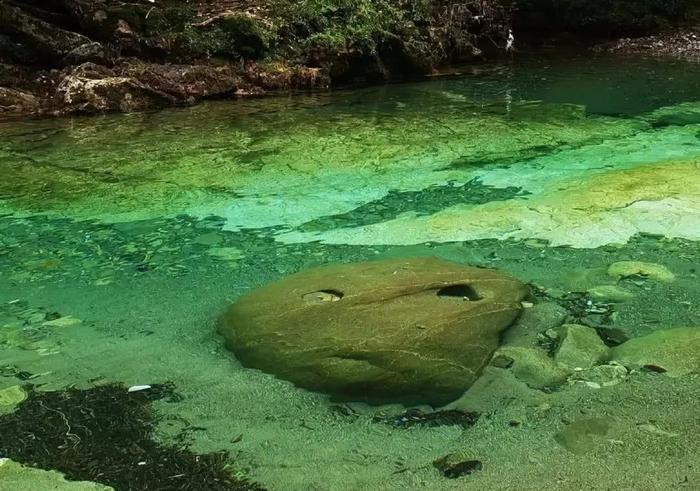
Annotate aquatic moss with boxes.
[0,383,264,491]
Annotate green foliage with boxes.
[183,14,271,59]
[269,0,433,58]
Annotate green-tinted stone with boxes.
[554,324,610,369]
[613,327,700,376]
[219,257,528,404]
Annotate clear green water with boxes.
[1,53,699,490]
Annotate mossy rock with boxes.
[219,257,528,405]
[612,327,700,376]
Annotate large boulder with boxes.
[54,61,240,114]
[219,257,528,404]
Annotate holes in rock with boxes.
[302,290,344,304]
[437,284,482,301]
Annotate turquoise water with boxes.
[1,53,699,490]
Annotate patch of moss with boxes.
[0,383,264,491]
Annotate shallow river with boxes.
[1,53,699,490]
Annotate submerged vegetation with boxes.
[0,383,264,490]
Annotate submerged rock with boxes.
[612,327,700,376]
[288,159,700,248]
[587,284,635,303]
[554,324,610,370]
[0,459,112,490]
[569,363,628,388]
[0,385,27,409]
[555,417,612,454]
[218,257,528,404]
[492,346,570,390]
[502,301,567,347]
[607,261,675,283]
[646,101,700,127]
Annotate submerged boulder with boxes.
[218,257,528,404]
[607,261,675,283]
[612,327,700,376]
[554,324,610,370]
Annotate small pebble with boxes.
[128,385,152,393]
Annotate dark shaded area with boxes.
[513,0,695,39]
[433,455,483,478]
[373,408,480,429]
[555,292,615,326]
[296,179,526,233]
[595,326,630,347]
[0,383,264,491]
[437,284,482,301]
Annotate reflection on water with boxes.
[1,53,699,490]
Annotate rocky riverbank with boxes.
[595,29,700,59]
[2,0,698,118]
[0,0,509,117]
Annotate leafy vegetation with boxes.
[269,0,433,57]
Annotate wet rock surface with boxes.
[54,61,242,114]
[607,261,676,283]
[219,257,528,404]
[0,87,39,114]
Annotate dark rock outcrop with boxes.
[0,1,92,65]
[0,0,511,117]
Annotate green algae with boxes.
[0,53,699,491]
[0,98,639,228]
[295,178,526,232]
